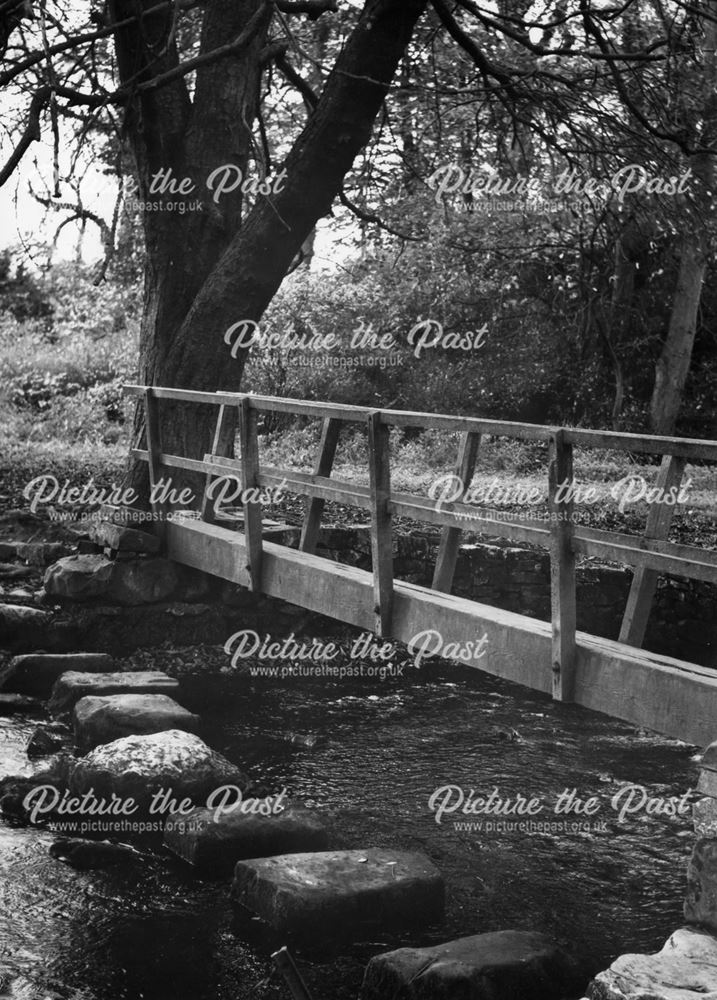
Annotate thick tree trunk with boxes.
[649,1,716,436]
[650,240,707,435]
[117,0,428,505]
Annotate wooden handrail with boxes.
[123,384,717,460]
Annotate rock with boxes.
[73,693,201,751]
[694,798,717,838]
[26,722,72,758]
[89,522,160,554]
[15,543,72,566]
[587,926,717,999]
[0,652,113,697]
[49,837,143,870]
[0,564,33,580]
[361,930,585,1000]
[49,670,179,717]
[230,849,445,941]
[105,558,179,605]
[164,803,329,874]
[0,693,42,715]
[685,838,717,935]
[0,754,73,825]
[44,554,115,601]
[286,732,327,749]
[70,729,246,812]
[44,554,179,605]
[0,604,51,644]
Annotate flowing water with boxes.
[0,656,698,1000]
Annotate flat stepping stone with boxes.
[50,670,179,716]
[0,653,113,697]
[231,849,444,942]
[164,804,329,874]
[361,930,585,1000]
[73,693,201,751]
[586,926,717,999]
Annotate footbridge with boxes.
[125,384,717,746]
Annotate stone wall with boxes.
[304,526,717,669]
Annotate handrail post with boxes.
[143,387,167,546]
[300,417,341,554]
[240,396,263,591]
[432,431,481,593]
[201,403,236,525]
[368,411,394,636]
[618,453,686,647]
[548,428,576,702]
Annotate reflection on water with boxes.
[0,657,697,1000]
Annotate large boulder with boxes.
[69,730,246,813]
[587,927,717,999]
[73,693,201,751]
[44,554,115,601]
[106,558,179,605]
[0,652,113,697]
[361,931,586,1000]
[44,554,179,605]
[164,804,329,874]
[49,670,179,717]
[230,849,445,942]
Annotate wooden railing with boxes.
[125,385,717,704]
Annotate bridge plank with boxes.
[164,518,717,746]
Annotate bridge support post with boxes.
[368,411,393,636]
[548,429,576,702]
[240,397,263,591]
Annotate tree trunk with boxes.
[649,1,717,436]
[114,0,428,504]
[650,240,707,435]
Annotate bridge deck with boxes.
[167,516,717,746]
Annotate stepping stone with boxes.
[164,804,329,874]
[0,604,51,644]
[586,926,717,999]
[361,930,585,1000]
[0,652,113,697]
[0,693,42,715]
[685,837,717,934]
[230,849,444,942]
[49,670,179,716]
[70,729,246,813]
[73,693,201,751]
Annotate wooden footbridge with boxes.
[125,385,717,747]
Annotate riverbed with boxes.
[0,654,697,1000]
